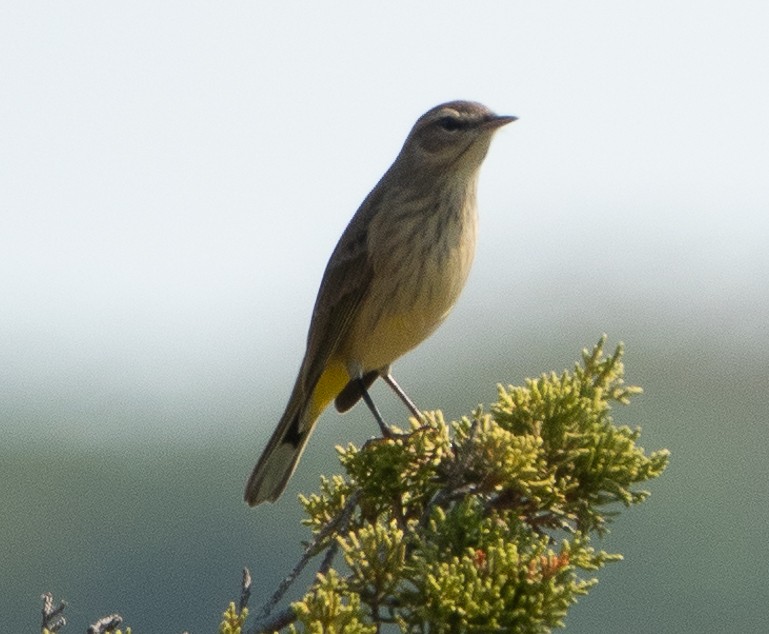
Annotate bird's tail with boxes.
[244,361,349,506]
[244,381,314,505]
[244,410,308,505]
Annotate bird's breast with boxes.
[340,181,478,371]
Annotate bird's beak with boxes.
[483,114,518,130]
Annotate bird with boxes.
[245,100,516,505]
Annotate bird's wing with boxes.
[298,215,373,396]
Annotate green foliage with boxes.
[249,337,668,633]
[33,339,669,633]
[37,339,668,633]
[489,338,669,535]
[220,601,249,634]
[288,570,377,634]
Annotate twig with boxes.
[418,417,479,529]
[87,614,122,634]
[318,537,340,578]
[250,489,360,632]
[41,593,67,633]
[240,567,253,613]
[249,607,296,634]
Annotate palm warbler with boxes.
[245,101,515,505]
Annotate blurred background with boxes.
[2,2,767,632]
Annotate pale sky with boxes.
[2,2,767,443]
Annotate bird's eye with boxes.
[438,116,462,132]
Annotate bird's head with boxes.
[401,101,516,174]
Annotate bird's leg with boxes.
[382,371,423,421]
[357,377,395,438]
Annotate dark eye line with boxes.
[437,116,464,132]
